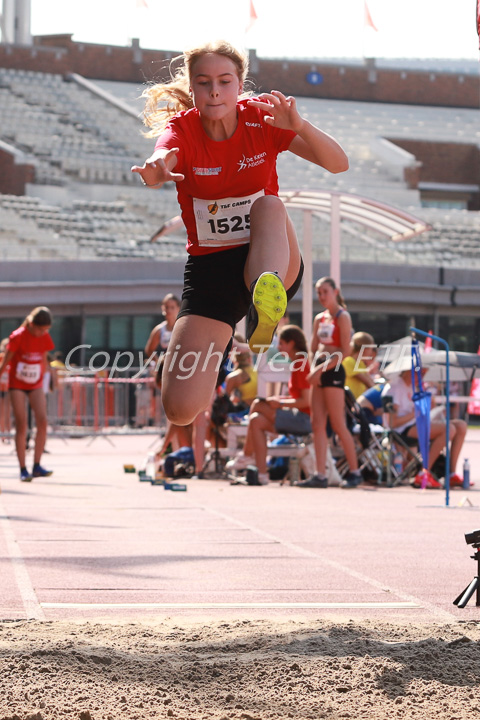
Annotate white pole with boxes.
[15,0,32,45]
[1,0,15,43]
[302,210,313,342]
[330,193,341,284]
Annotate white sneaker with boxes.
[225,454,255,471]
[258,472,270,485]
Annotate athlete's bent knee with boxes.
[250,194,285,219]
[162,392,197,426]
[163,400,195,426]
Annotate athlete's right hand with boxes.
[131,147,185,187]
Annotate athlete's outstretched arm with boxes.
[248,91,348,174]
[131,147,185,188]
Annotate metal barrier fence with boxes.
[0,374,166,438]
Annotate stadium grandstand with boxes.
[1,1,480,361]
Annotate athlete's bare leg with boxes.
[162,315,232,426]
[244,196,301,290]
[9,389,28,469]
[28,388,48,466]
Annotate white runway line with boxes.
[203,506,458,622]
[0,497,45,620]
[42,602,420,609]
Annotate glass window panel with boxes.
[0,318,22,341]
[108,316,130,349]
[85,317,107,347]
[133,316,157,351]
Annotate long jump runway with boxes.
[1,433,480,624]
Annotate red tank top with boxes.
[317,309,343,347]
[154,99,295,256]
[7,326,55,391]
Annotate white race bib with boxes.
[16,361,41,385]
[193,190,264,247]
[318,323,335,345]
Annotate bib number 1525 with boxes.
[207,214,250,235]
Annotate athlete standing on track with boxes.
[0,306,55,482]
[300,276,362,489]
[132,40,348,426]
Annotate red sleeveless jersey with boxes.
[155,99,295,255]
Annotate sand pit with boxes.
[1,617,480,719]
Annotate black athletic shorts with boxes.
[316,363,346,389]
[400,424,416,439]
[177,244,304,332]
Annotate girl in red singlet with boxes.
[0,307,55,482]
[299,277,362,489]
[0,337,11,442]
[131,40,348,427]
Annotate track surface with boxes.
[1,431,480,624]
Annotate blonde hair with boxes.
[22,306,52,328]
[315,276,347,309]
[142,40,251,137]
[351,331,375,354]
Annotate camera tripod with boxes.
[453,543,480,609]
[201,430,226,477]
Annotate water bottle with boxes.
[288,457,301,485]
[393,449,403,477]
[145,452,156,480]
[462,458,470,489]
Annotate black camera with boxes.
[381,394,394,412]
[465,529,480,546]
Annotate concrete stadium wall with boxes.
[0,144,35,195]
[389,139,480,186]
[0,260,478,321]
[253,57,480,109]
[0,36,478,109]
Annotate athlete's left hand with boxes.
[248,91,303,133]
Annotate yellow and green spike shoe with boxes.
[246,272,287,354]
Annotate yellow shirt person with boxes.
[342,332,377,399]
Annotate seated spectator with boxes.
[342,331,377,399]
[357,382,386,426]
[226,325,310,485]
[50,351,66,370]
[225,348,258,410]
[265,312,291,396]
[382,368,467,488]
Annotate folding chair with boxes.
[375,394,422,486]
[332,388,422,486]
